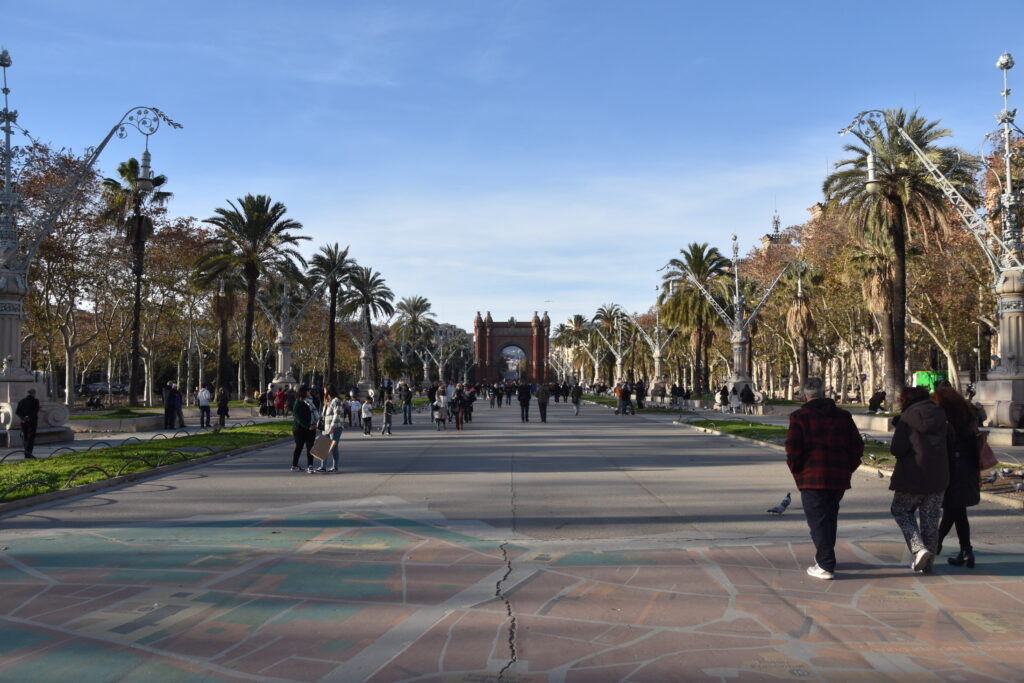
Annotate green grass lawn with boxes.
[0,421,292,504]
[688,419,895,467]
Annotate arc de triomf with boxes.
[473,311,550,384]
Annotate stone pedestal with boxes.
[0,379,73,447]
[976,267,1024,427]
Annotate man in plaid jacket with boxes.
[786,377,863,580]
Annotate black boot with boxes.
[948,548,975,568]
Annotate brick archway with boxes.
[473,311,550,384]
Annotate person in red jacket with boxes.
[786,377,864,580]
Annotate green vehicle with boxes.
[911,371,947,392]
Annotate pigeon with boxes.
[877,470,885,479]
[868,454,877,461]
[984,471,998,484]
[1013,481,1024,492]
[999,468,1013,477]
[767,493,791,515]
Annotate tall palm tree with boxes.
[341,266,395,386]
[309,243,354,387]
[659,242,730,393]
[785,267,817,391]
[201,194,308,397]
[394,296,437,352]
[101,157,171,406]
[824,108,978,398]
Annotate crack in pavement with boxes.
[497,451,519,680]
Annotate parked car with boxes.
[84,382,110,394]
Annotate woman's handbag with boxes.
[977,430,998,470]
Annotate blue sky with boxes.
[6,1,1024,329]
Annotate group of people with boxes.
[163,382,230,429]
[718,383,757,414]
[786,376,983,580]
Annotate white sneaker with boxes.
[912,549,933,572]
[806,564,834,580]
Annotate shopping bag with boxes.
[310,434,333,461]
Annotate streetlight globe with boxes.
[865,179,881,194]
[998,53,1015,71]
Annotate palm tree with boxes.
[393,295,437,360]
[201,194,308,397]
[785,266,817,392]
[100,157,171,406]
[341,266,395,386]
[659,242,730,394]
[824,108,978,398]
[309,243,354,387]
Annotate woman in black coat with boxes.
[932,387,981,568]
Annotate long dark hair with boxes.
[932,386,976,425]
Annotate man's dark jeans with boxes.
[520,402,529,422]
[403,403,412,424]
[800,489,845,572]
[538,401,548,422]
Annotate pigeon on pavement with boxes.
[877,470,885,479]
[984,471,998,484]
[767,493,791,515]
[1014,482,1024,492]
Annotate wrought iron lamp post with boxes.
[0,49,179,444]
[684,234,789,394]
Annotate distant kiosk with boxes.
[474,311,550,384]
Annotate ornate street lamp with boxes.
[0,49,179,442]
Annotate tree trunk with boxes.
[217,315,231,394]
[243,268,258,397]
[327,285,338,387]
[127,233,145,407]
[64,347,75,407]
[879,308,898,405]
[891,219,907,390]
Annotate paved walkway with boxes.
[0,401,1021,681]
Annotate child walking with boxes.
[361,397,373,436]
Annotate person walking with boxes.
[570,383,583,416]
[290,386,318,472]
[196,383,212,428]
[400,383,413,425]
[215,386,230,427]
[15,388,40,459]
[517,382,532,422]
[494,385,503,408]
[360,397,373,436]
[535,382,550,422]
[718,385,729,413]
[318,385,344,472]
[162,382,175,429]
[785,377,864,580]
[889,386,952,573]
[452,384,466,431]
[382,396,395,435]
[932,387,981,568]
[433,388,448,430]
[729,386,741,414]
[740,384,756,415]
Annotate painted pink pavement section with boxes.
[0,498,1022,681]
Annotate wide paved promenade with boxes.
[0,400,1022,681]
